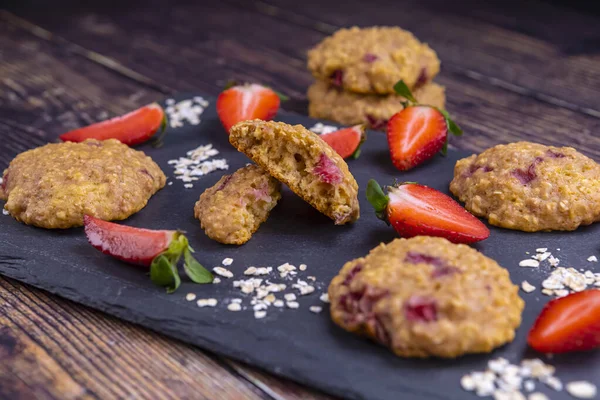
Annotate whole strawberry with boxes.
[387,80,463,171]
[366,179,489,244]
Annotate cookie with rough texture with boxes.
[307,26,440,94]
[194,165,281,245]
[328,236,523,358]
[0,139,165,229]
[229,120,359,225]
[450,142,600,232]
[307,80,445,130]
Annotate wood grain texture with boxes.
[0,13,331,400]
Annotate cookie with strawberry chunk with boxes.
[0,139,165,229]
[307,80,445,130]
[307,26,440,94]
[328,236,524,358]
[450,142,600,232]
[229,120,360,225]
[194,165,281,245]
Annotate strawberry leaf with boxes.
[439,109,463,136]
[441,139,448,156]
[273,90,289,102]
[183,248,214,284]
[393,80,417,104]
[150,254,181,293]
[366,179,390,222]
[152,108,169,148]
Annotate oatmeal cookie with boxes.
[0,139,165,229]
[307,80,445,130]
[194,165,281,245]
[450,142,600,232]
[307,26,440,94]
[328,236,523,358]
[229,120,359,225]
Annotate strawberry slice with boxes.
[84,215,213,293]
[528,290,600,353]
[366,180,489,244]
[320,124,366,159]
[216,83,280,132]
[387,80,462,171]
[60,103,166,146]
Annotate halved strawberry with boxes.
[387,80,462,171]
[320,124,366,159]
[60,103,166,146]
[528,290,600,353]
[216,83,280,132]
[84,215,213,293]
[366,180,489,244]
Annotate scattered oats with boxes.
[307,276,316,281]
[587,255,598,262]
[543,376,563,392]
[212,277,221,284]
[286,301,300,309]
[528,393,548,400]
[167,181,173,186]
[293,280,315,295]
[165,97,208,127]
[264,294,276,303]
[231,298,242,303]
[222,258,233,266]
[213,266,234,278]
[227,302,242,311]
[536,248,548,253]
[521,281,536,293]
[566,381,597,399]
[523,381,535,392]
[2,209,8,216]
[185,293,197,302]
[254,310,267,319]
[554,289,569,297]
[320,293,330,303]
[309,122,338,135]
[532,252,551,262]
[489,358,509,374]
[277,262,296,278]
[556,248,560,251]
[309,306,322,313]
[519,259,540,268]
[253,303,267,311]
[284,293,297,302]
[273,300,284,307]
[184,183,193,189]
[299,264,307,271]
[548,255,560,267]
[461,375,476,391]
[168,144,229,186]
[541,288,555,296]
[244,267,257,275]
[244,266,272,276]
[197,298,218,307]
[541,267,591,296]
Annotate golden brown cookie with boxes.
[307,26,440,94]
[307,80,445,130]
[450,142,600,232]
[194,165,281,245]
[328,236,524,358]
[229,120,359,225]
[0,139,165,229]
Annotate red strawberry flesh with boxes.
[216,83,280,132]
[84,215,176,267]
[313,153,342,184]
[320,124,365,159]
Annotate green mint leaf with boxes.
[366,179,389,222]
[438,109,463,137]
[183,249,214,284]
[393,80,417,104]
[273,90,289,102]
[150,254,181,293]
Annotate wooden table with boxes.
[1,0,599,398]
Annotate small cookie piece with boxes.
[307,80,445,130]
[194,165,281,245]
[307,26,440,94]
[450,142,600,232]
[0,139,165,229]
[328,236,524,358]
[229,120,359,225]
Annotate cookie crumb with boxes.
[566,381,596,399]
[521,281,536,293]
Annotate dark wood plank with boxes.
[0,14,334,400]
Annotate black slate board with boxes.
[1,93,599,400]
